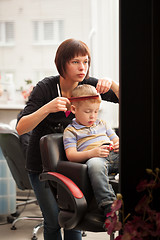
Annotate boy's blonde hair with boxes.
[71,84,101,106]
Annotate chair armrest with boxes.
[39,171,87,229]
[57,161,93,203]
[40,172,83,198]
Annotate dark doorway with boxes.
[119,0,160,214]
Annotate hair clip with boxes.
[68,95,99,102]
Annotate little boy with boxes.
[63,84,119,217]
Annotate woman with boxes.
[16,38,119,240]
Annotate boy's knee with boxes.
[86,157,105,171]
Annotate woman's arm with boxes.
[65,145,110,163]
[96,78,119,99]
[110,80,119,98]
[83,77,119,102]
[16,97,70,135]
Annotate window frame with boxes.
[0,21,15,46]
[32,20,64,45]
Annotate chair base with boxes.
[11,216,43,240]
[32,221,44,240]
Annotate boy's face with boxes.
[71,101,100,127]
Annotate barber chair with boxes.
[39,133,119,239]
[0,125,43,240]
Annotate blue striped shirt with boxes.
[63,118,118,152]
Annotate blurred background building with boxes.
[0,0,119,128]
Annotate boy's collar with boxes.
[72,118,99,129]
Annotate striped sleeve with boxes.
[63,126,77,150]
[103,120,118,140]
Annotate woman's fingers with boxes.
[96,78,112,94]
[48,97,70,113]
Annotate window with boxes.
[0,22,14,46]
[33,20,64,45]
[0,71,15,90]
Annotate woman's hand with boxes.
[96,78,112,94]
[46,97,70,113]
[16,97,71,135]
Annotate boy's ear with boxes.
[71,104,76,114]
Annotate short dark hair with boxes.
[55,38,91,78]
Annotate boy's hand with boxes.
[91,145,110,158]
[113,141,119,152]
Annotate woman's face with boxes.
[64,55,89,82]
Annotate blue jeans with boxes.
[28,172,82,240]
[86,151,119,208]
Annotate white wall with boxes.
[89,0,119,129]
[0,0,119,128]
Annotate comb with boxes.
[68,95,99,102]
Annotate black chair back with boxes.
[40,133,67,172]
[0,131,32,190]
